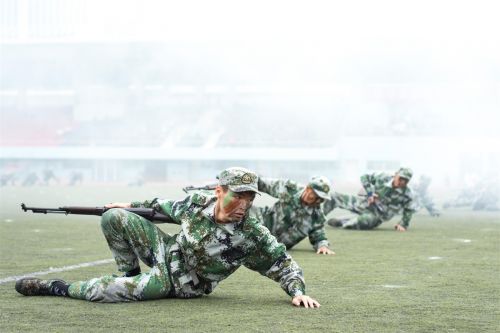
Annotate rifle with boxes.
[372,201,386,214]
[21,203,174,223]
[182,184,217,193]
[357,193,386,214]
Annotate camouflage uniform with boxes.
[67,169,305,302]
[472,182,500,211]
[254,177,330,251]
[324,170,415,230]
[412,176,440,216]
[443,181,499,211]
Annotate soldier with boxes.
[412,175,440,217]
[68,171,83,186]
[442,188,476,209]
[472,181,499,211]
[0,172,17,186]
[22,172,39,186]
[254,175,334,255]
[443,180,499,211]
[324,167,415,231]
[15,167,320,308]
[42,169,59,186]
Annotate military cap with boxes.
[397,167,413,180]
[217,167,259,193]
[308,176,332,200]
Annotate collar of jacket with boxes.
[201,200,242,235]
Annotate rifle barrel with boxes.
[21,203,174,223]
[182,184,217,193]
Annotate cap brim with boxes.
[228,185,261,195]
[313,190,330,200]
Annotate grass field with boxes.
[0,185,499,332]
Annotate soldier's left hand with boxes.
[105,202,132,209]
[292,295,321,308]
[316,246,335,255]
[394,224,406,232]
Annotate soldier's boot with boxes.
[327,217,349,228]
[341,219,360,229]
[15,277,69,297]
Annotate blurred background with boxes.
[0,0,499,194]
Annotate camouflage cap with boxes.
[308,176,332,200]
[217,167,259,193]
[397,167,413,180]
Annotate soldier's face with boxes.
[216,187,256,223]
[301,187,324,207]
[393,174,409,188]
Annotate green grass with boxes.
[0,186,499,332]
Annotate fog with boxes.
[1,0,499,188]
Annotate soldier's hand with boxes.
[292,295,321,308]
[316,246,335,255]
[105,202,132,208]
[367,194,379,205]
[394,224,406,232]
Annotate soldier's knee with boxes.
[356,214,378,230]
[101,208,127,230]
[85,280,123,302]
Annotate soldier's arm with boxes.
[322,194,338,215]
[257,177,296,198]
[328,192,358,211]
[310,231,334,255]
[360,173,377,196]
[308,214,332,253]
[243,224,306,298]
[309,227,329,249]
[130,197,189,224]
[401,208,414,227]
[130,199,157,209]
[421,194,440,216]
[398,200,416,230]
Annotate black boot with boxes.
[15,277,69,297]
[327,218,344,227]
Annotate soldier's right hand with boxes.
[105,202,132,208]
[367,194,379,205]
[292,295,321,308]
[394,224,407,232]
[316,246,335,255]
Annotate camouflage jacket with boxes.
[131,191,305,298]
[360,173,415,227]
[413,190,440,216]
[256,177,329,251]
[324,173,415,228]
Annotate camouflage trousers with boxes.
[67,208,175,302]
[330,193,383,230]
